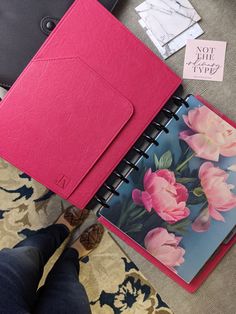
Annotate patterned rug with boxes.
[0,158,173,314]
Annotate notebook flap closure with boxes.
[0,57,134,199]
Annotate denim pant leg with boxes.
[0,224,69,314]
[35,248,91,314]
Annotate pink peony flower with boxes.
[179,106,236,161]
[144,227,185,271]
[192,162,236,232]
[132,168,190,224]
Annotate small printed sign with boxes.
[183,39,227,81]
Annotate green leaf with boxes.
[158,150,172,169]
[128,206,145,219]
[178,163,189,173]
[116,198,134,228]
[171,218,190,228]
[165,218,191,234]
[124,224,143,234]
[193,187,204,197]
[153,154,159,169]
[130,208,148,222]
[175,152,195,173]
[176,177,196,184]
[188,194,207,205]
[179,139,189,154]
[166,225,187,235]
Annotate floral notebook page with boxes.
[99,95,236,283]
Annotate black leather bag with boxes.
[0,0,118,88]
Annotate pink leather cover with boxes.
[98,95,236,292]
[0,0,181,207]
[0,57,133,199]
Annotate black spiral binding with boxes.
[87,95,189,212]
[152,121,169,133]
[113,170,129,183]
[133,146,149,159]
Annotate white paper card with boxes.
[136,0,201,46]
[183,39,227,81]
[0,86,7,100]
[139,19,204,59]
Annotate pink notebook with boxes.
[0,0,181,208]
[98,94,236,292]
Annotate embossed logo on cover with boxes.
[56,175,70,189]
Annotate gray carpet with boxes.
[112,1,236,313]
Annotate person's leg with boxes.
[34,223,104,314]
[0,207,89,314]
[0,224,69,314]
[35,248,91,314]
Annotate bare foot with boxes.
[55,207,89,232]
[71,223,104,258]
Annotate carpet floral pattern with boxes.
[0,158,173,314]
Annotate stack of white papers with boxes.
[136,0,204,59]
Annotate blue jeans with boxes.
[0,224,91,314]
